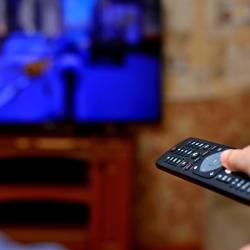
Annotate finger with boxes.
[221,149,250,173]
[239,245,250,250]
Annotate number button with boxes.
[203,144,211,150]
[202,151,209,157]
[240,182,250,192]
[210,146,217,151]
[180,161,187,168]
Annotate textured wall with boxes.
[134,0,250,249]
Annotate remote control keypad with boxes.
[189,140,250,196]
[166,139,250,193]
[157,138,250,205]
[169,139,225,175]
[198,152,222,171]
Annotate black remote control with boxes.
[156,137,250,206]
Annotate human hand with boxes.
[220,146,250,177]
[221,148,250,250]
[239,244,250,250]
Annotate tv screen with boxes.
[0,0,161,125]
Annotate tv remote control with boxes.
[156,137,250,206]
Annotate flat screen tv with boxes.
[0,0,162,134]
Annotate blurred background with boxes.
[0,0,249,250]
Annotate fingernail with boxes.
[220,150,231,165]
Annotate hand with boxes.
[220,146,250,177]
[239,245,250,250]
[220,149,250,250]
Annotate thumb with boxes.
[239,244,250,250]
[221,148,250,176]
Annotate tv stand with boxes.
[0,136,135,250]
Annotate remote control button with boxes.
[164,156,171,162]
[222,175,229,182]
[180,148,186,156]
[173,158,179,165]
[177,160,183,167]
[184,163,193,171]
[184,149,189,155]
[202,151,209,157]
[230,178,240,188]
[193,166,222,179]
[198,143,204,148]
[225,169,232,174]
[172,158,178,164]
[169,157,175,163]
[240,182,250,192]
[171,146,177,152]
[187,150,192,155]
[216,147,223,152]
[216,174,232,183]
[192,152,224,179]
[210,146,217,151]
[200,152,222,173]
[246,187,250,194]
[180,161,187,168]
[235,180,246,190]
[203,144,211,150]
[191,152,200,159]
[193,157,201,163]
[176,148,182,154]
[193,165,199,170]
[216,174,223,181]
[209,171,218,178]
[176,159,182,165]
[230,182,236,188]
[225,176,233,183]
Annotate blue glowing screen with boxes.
[0,0,161,123]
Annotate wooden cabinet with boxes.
[0,136,135,250]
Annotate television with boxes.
[0,0,162,134]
